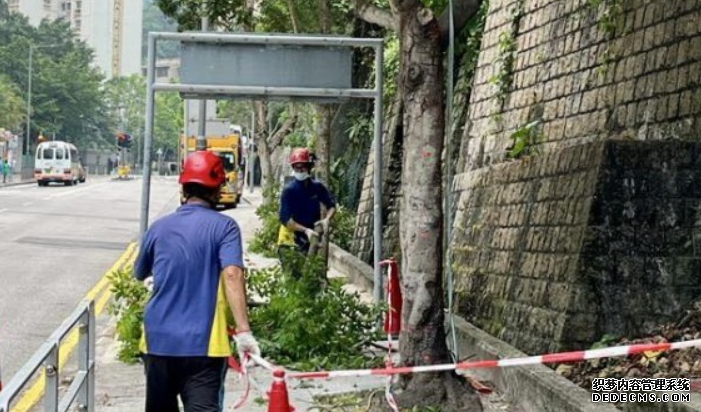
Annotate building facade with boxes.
[8,0,143,79]
[142,58,181,83]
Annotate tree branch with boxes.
[438,0,483,45]
[267,112,298,153]
[285,0,301,33]
[389,0,421,14]
[352,0,398,31]
[318,0,331,34]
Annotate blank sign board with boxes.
[180,42,353,90]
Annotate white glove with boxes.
[143,277,154,292]
[233,331,261,361]
[304,228,319,240]
[315,218,330,233]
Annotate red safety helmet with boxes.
[179,151,226,188]
[289,147,312,166]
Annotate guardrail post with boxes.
[78,301,95,412]
[44,343,59,412]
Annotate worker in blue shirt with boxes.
[134,151,260,412]
[277,147,336,278]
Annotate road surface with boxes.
[0,176,178,379]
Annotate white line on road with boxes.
[41,181,108,200]
[2,184,35,191]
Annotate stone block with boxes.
[561,312,599,342]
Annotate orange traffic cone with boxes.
[267,369,294,412]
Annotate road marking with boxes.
[22,202,32,206]
[11,242,139,412]
[1,185,34,191]
[41,182,108,200]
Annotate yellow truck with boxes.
[180,133,243,209]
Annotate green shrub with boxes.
[107,266,149,364]
[248,183,282,257]
[329,205,355,251]
[246,254,383,371]
[109,255,382,371]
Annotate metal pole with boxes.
[87,302,95,412]
[151,31,383,47]
[181,97,188,171]
[21,46,33,178]
[445,0,459,363]
[249,109,254,192]
[153,83,376,98]
[196,16,209,151]
[140,33,157,236]
[77,303,94,412]
[372,44,384,304]
[44,344,58,412]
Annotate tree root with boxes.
[366,372,483,412]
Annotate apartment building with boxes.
[142,58,180,83]
[7,0,143,79]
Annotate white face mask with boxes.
[293,171,309,181]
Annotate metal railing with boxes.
[0,300,96,412]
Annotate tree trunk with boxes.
[395,2,481,411]
[315,104,333,184]
[315,0,333,185]
[254,101,273,187]
[242,2,274,189]
[286,0,301,33]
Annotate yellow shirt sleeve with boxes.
[277,224,296,246]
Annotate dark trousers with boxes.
[143,355,227,412]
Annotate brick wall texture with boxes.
[452,0,701,353]
[351,96,404,265]
[452,141,701,353]
[463,0,701,169]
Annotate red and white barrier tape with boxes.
[278,339,701,380]
[230,354,251,410]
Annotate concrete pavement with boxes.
[0,175,33,187]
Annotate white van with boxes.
[34,141,85,186]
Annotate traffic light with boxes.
[116,132,133,148]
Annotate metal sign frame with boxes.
[140,32,386,303]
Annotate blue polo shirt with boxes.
[278,178,335,248]
[134,203,244,357]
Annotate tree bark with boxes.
[285,0,301,33]
[315,0,333,185]
[318,0,331,33]
[241,0,275,189]
[396,0,447,370]
[352,0,398,30]
[315,104,333,184]
[393,1,481,411]
[254,101,273,187]
[268,108,298,153]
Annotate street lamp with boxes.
[20,43,62,177]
